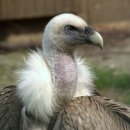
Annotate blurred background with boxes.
[0,0,130,104]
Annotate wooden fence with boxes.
[0,0,130,24]
[0,0,78,20]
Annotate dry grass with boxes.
[0,50,26,90]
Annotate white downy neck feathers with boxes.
[17,51,94,122]
[17,51,54,122]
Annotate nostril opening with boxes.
[85,27,93,35]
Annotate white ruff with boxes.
[17,51,94,122]
[75,57,95,97]
[17,51,54,122]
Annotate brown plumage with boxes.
[0,86,21,130]
[1,86,130,130]
[50,96,130,130]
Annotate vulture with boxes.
[0,13,130,130]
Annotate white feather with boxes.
[17,51,54,122]
[75,57,95,97]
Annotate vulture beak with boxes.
[84,27,104,49]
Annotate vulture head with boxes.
[43,13,103,52]
[17,13,104,124]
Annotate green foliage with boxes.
[94,68,130,104]
[95,68,130,90]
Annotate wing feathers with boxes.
[0,86,21,130]
[52,96,130,130]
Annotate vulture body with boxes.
[51,96,130,130]
[0,13,130,130]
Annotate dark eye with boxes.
[64,25,77,34]
[85,27,93,35]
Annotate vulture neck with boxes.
[17,38,95,123]
[43,42,77,104]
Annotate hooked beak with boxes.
[84,27,104,49]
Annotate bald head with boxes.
[43,13,103,52]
